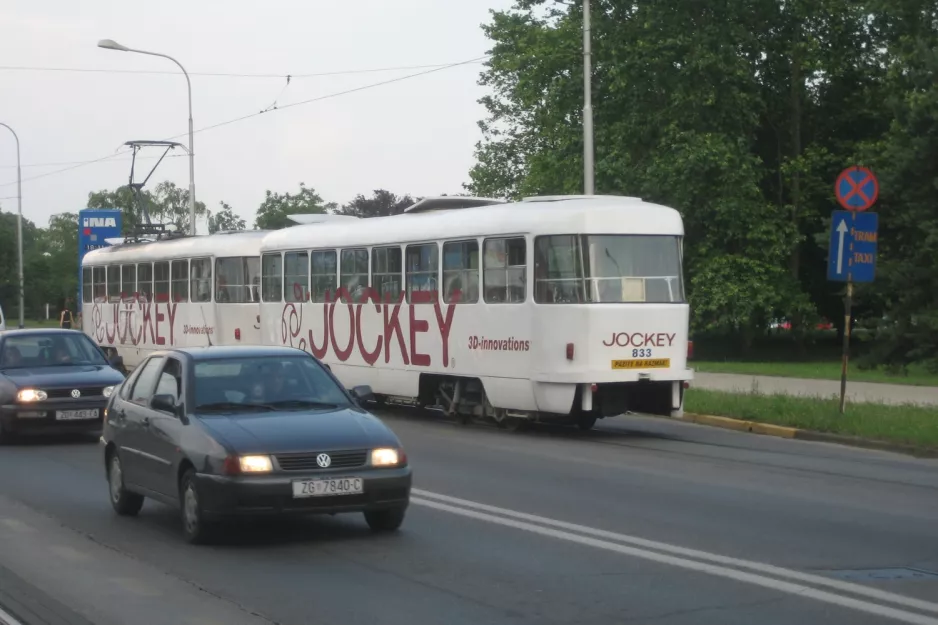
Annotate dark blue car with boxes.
[0,329,127,443]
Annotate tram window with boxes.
[284,251,309,303]
[107,266,121,303]
[153,262,170,303]
[340,248,369,302]
[121,264,136,299]
[92,267,106,301]
[311,250,337,303]
[483,237,526,304]
[405,243,439,304]
[371,246,402,302]
[534,234,684,304]
[81,267,92,303]
[137,263,154,301]
[216,257,258,303]
[261,253,283,302]
[533,235,585,304]
[190,258,212,303]
[171,260,189,303]
[442,240,479,304]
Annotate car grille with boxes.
[44,386,104,399]
[275,450,368,471]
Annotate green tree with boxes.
[86,181,207,234]
[856,0,938,371]
[337,190,414,218]
[207,201,246,234]
[466,0,905,352]
[253,183,334,230]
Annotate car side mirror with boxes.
[349,385,375,404]
[151,393,179,415]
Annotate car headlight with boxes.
[239,455,273,473]
[371,447,403,467]
[102,386,116,398]
[17,389,47,402]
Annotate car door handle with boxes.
[142,416,150,428]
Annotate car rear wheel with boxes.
[180,469,214,545]
[364,507,406,532]
[108,454,144,516]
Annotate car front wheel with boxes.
[108,453,144,516]
[180,469,214,544]
[364,507,406,532]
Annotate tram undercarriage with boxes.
[373,374,685,432]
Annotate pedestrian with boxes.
[60,299,75,329]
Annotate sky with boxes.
[0,0,515,232]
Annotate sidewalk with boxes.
[692,371,938,406]
[0,494,273,625]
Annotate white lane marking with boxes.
[412,489,938,619]
[0,604,24,625]
[0,519,35,533]
[412,497,938,625]
[48,545,92,562]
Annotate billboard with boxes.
[77,209,122,313]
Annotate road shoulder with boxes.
[678,412,938,458]
[0,494,273,625]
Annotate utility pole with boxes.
[0,122,25,328]
[583,0,595,195]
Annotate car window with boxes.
[192,355,350,413]
[129,357,165,405]
[153,358,183,406]
[118,365,145,400]
[0,333,108,369]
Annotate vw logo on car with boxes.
[71,389,81,398]
[316,453,332,468]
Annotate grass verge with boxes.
[684,389,938,448]
[693,360,938,387]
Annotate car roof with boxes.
[0,328,88,339]
[158,345,311,361]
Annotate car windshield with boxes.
[192,355,350,414]
[0,333,108,369]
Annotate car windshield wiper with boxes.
[267,399,340,410]
[195,401,276,413]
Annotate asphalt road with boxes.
[1,410,937,625]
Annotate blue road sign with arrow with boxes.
[827,210,878,283]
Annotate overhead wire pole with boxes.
[0,122,24,329]
[97,39,197,235]
[583,0,595,195]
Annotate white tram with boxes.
[258,195,693,430]
[80,230,268,369]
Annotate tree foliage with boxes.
[86,181,208,234]
[467,0,934,363]
[253,183,335,230]
[337,189,414,218]
[207,201,246,234]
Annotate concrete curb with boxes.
[678,412,938,458]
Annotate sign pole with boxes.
[839,279,853,414]
[829,166,879,414]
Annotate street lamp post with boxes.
[0,122,25,329]
[97,39,197,235]
[582,0,595,195]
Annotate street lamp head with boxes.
[97,39,130,52]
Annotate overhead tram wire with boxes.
[0,60,487,79]
[0,55,489,188]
